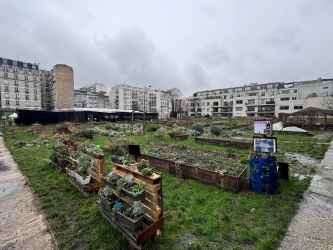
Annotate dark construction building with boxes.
[16,108,158,125]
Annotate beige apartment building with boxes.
[0,57,42,110]
[1,57,74,111]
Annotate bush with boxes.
[210,125,222,136]
[105,124,118,130]
[145,124,162,132]
[102,138,134,155]
[82,129,94,139]
[231,129,244,136]
[191,123,204,135]
[190,129,200,136]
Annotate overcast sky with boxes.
[1,0,333,96]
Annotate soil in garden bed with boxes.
[142,142,246,177]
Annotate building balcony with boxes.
[266,101,275,105]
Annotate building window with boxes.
[34,82,37,88]
[236,107,242,111]
[248,99,255,105]
[223,95,227,99]
[237,94,240,97]
[280,97,290,101]
[24,69,28,75]
[15,87,19,93]
[4,86,9,92]
[14,73,18,79]
[207,108,209,112]
[281,90,290,94]
[280,106,289,110]
[207,102,210,106]
[33,70,36,76]
[261,92,265,96]
[26,95,29,100]
[16,101,20,106]
[25,81,29,87]
[14,67,18,72]
[236,100,243,104]
[292,97,297,100]
[294,105,303,110]
[33,76,36,81]
[16,94,19,99]
[260,99,265,104]
[323,87,328,89]
[4,72,8,78]
[5,100,10,105]
[3,66,8,71]
[25,88,29,94]
[34,95,38,101]
[14,80,18,86]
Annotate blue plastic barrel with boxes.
[250,155,278,195]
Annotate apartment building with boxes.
[191,82,281,117]
[74,89,111,109]
[80,82,107,93]
[1,57,74,111]
[0,57,42,110]
[109,83,171,118]
[190,78,333,118]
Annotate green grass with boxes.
[2,127,315,250]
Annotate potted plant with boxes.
[105,171,120,188]
[101,186,118,211]
[111,155,123,165]
[116,176,146,201]
[72,154,92,185]
[141,167,154,177]
[120,154,135,168]
[137,159,149,172]
[113,201,144,231]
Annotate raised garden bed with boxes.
[140,143,248,193]
[273,130,309,136]
[169,134,188,141]
[195,137,252,150]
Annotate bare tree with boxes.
[181,96,192,116]
[321,93,333,110]
[165,88,182,116]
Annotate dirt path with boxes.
[0,137,56,250]
[279,137,333,250]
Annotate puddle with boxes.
[0,182,17,198]
[285,152,319,166]
[285,153,319,178]
[0,161,9,172]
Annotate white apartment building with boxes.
[74,89,111,109]
[109,83,171,118]
[0,57,42,110]
[80,82,107,93]
[190,78,333,118]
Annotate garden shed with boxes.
[282,107,333,130]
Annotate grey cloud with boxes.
[197,43,229,68]
[1,0,333,97]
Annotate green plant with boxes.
[13,140,26,148]
[102,138,134,155]
[174,159,185,166]
[102,186,116,202]
[120,154,133,166]
[191,123,204,135]
[141,167,154,177]
[210,125,222,136]
[138,159,149,169]
[128,183,146,196]
[116,178,127,193]
[53,142,69,156]
[107,171,120,183]
[145,123,162,132]
[82,129,95,139]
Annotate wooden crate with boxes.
[101,163,164,249]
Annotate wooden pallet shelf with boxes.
[101,162,164,249]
